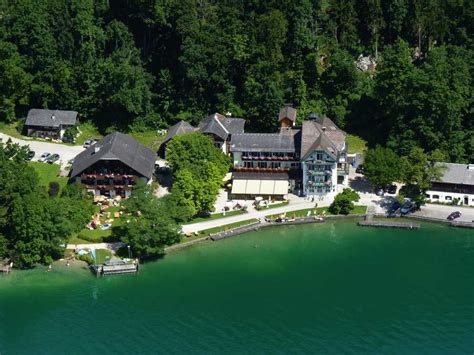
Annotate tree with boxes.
[328,188,360,215]
[166,132,230,176]
[363,146,404,188]
[118,181,181,258]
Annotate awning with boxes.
[231,179,288,195]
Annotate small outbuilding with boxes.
[25,109,78,140]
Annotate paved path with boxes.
[413,204,474,222]
[0,132,84,166]
[182,200,326,234]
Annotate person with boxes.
[47,264,52,272]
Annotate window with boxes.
[433,195,440,199]
[445,196,452,201]
[425,194,431,199]
[258,161,266,168]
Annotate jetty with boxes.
[449,220,474,229]
[91,258,139,276]
[358,213,420,229]
[358,220,420,229]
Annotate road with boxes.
[0,132,84,165]
[413,203,474,222]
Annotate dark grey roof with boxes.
[300,118,346,160]
[433,163,474,185]
[25,109,77,128]
[279,106,297,122]
[70,132,155,179]
[162,121,196,145]
[198,114,229,141]
[232,172,289,180]
[231,133,296,153]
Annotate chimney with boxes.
[51,114,56,121]
[322,126,327,131]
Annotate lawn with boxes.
[0,121,24,139]
[188,210,247,224]
[346,134,368,154]
[266,205,368,219]
[76,121,103,145]
[94,249,113,264]
[71,205,123,243]
[28,162,68,190]
[189,218,260,238]
[129,130,165,150]
[256,200,289,210]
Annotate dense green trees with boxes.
[0,0,472,161]
[0,141,93,268]
[118,181,181,258]
[166,132,230,218]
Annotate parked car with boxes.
[47,153,60,164]
[447,211,461,221]
[375,187,384,196]
[388,200,401,215]
[27,150,35,160]
[100,224,111,230]
[83,139,97,148]
[386,184,397,194]
[38,152,51,162]
[400,200,415,215]
[356,164,364,174]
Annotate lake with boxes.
[1,220,473,353]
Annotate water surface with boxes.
[1,221,473,353]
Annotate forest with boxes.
[0,0,473,162]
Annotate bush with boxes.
[48,181,60,197]
[328,188,360,215]
[78,254,94,265]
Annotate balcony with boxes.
[241,155,296,161]
[337,169,349,175]
[233,166,290,173]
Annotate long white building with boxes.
[426,163,474,206]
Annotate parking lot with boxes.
[0,132,85,167]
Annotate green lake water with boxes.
[1,220,474,354]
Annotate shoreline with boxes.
[4,214,466,276]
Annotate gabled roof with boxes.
[70,132,155,179]
[433,163,474,185]
[197,113,245,140]
[230,133,297,153]
[162,121,196,145]
[300,118,346,160]
[198,114,229,141]
[25,109,77,128]
[278,106,297,122]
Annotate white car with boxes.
[38,152,51,162]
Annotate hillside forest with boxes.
[0,0,473,162]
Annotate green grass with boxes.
[76,121,103,145]
[0,121,24,139]
[129,130,165,150]
[188,210,247,224]
[28,162,68,190]
[347,134,368,154]
[266,205,368,219]
[190,218,260,238]
[72,205,123,243]
[94,249,113,264]
[256,200,289,210]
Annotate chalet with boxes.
[69,132,155,198]
[158,113,245,158]
[25,109,77,140]
[426,163,474,206]
[229,107,348,199]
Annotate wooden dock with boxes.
[450,221,474,229]
[92,259,139,276]
[358,220,420,229]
